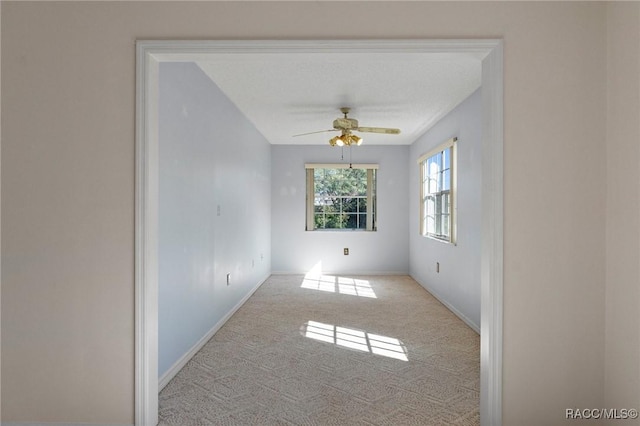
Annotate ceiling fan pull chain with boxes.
[349,145,353,168]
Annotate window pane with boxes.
[442,213,450,236]
[345,214,358,229]
[426,215,435,235]
[314,214,327,229]
[324,203,338,214]
[428,155,440,178]
[442,170,450,191]
[319,213,346,229]
[310,167,376,230]
[358,198,367,213]
[426,196,436,216]
[333,198,343,213]
[428,177,438,194]
[342,197,358,213]
[442,192,450,214]
[419,142,455,241]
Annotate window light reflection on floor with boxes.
[301,274,377,299]
[302,321,408,361]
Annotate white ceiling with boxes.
[196,51,482,146]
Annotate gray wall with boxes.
[409,89,482,330]
[159,63,271,378]
[271,145,409,274]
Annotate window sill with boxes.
[307,229,377,232]
[422,234,456,246]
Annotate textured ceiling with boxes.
[197,52,481,146]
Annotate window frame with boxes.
[305,163,378,232]
[418,137,457,244]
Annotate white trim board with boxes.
[480,42,504,426]
[158,274,269,391]
[136,39,503,426]
[270,271,410,276]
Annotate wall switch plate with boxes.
[344,248,349,255]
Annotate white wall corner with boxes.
[158,274,270,391]
[410,274,480,334]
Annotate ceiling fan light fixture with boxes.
[307,107,400,147]
[329,133,362,147]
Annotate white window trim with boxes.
[305,163,379,170]
[306,163,378,232]
[418,137,457,244]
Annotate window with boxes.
[419,137,457,243]
[306,164,378,231]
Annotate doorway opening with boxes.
[135,39,503,426]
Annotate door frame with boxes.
[135,39,503,426]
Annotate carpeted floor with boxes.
[158,274,480,425]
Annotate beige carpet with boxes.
[159,274,479,425]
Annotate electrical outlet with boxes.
[226,273,231,286]
[344,248,349,255]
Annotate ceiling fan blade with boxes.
[356,126,401,135]
[292,129,337,137]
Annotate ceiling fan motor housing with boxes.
[333,117,358,130]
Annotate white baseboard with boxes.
[271,270,409,276]
[158,274,270,391]
[410,274,480,334]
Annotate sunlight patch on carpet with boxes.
[301,273,377,299]
[301,320,408,361]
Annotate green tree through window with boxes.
[306,165,377,231]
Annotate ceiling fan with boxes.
[293,107,401,147]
